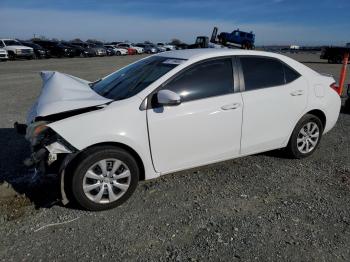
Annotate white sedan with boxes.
[19,49,341,211]
[117,43,144,54]
[104,45,127,56]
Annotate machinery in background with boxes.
[188,27,255,49]
[320,44,350,64]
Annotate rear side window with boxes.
[284,65,301,83]
[240,57,300,91]
[163,58,233,102]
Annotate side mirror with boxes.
[157,89,181,106]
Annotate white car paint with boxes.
[116,43,144,54]
[27,71,111,123]
[157,43,176,51]
[104,45,128,55]
[27,49,341,181]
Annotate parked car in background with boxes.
[174,43,189,50]
[17,49,341,211]
[117,43,143,54]
[115,43,137,55]
[89,43,107,56]
[61,42,90,57]
[0,39,34,59]
[156,45,166,52]
[104,45,128,56]
[32,40,75,58]
[157,43,175,51]
[0,48,8,61]
[135,43,158,54]
[21,41,50,59]
[104,46,115,56]
[70,42,96,57]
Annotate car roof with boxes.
[1,39,19,41]
[155,48,286,61]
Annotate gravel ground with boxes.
[0,53,349,261]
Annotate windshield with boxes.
[4,40,21,46]
[92,56,185,100]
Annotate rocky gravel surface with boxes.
[0,53,349,261]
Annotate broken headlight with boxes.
[25,121,50,146]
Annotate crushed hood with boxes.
[27,71,112,123]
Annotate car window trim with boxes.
[145,56,239,109]
[237,55,301,92]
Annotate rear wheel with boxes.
[344,98,350,112]
[285,114,323,158]
[70,146,139,211]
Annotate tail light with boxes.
[330,82,340,94]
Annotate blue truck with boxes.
[217,29,255,49]
[187,27,256,50]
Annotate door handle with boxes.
[221,103,241,110]
[290,90,304,96]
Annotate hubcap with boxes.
[83,159,131,204]
[297,122,320,154]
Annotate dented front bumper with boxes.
[15,121,79,205]
[14,121,75,174]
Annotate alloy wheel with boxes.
[296,122,320,154]
[82,158,131,204]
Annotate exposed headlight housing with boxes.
[25,121,50,146]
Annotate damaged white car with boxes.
[16,49,341,211]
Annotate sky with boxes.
[0,0,349,46]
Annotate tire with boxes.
[337,56,343,64]
[69,145,139,211]
[285,114,323,159]
[344,98,350,113]
[8,52,15,60]
[116,51,121,56]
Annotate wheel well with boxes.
[307,109,326,129]
[68,142,146,181]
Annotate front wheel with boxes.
[285,114,323,159]
[8,52,15,60]
[69,146,139,211]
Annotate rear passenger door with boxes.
[238,56,307,155]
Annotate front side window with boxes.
[0,41,4,48]
[163,58,234,102]
[92,56,185,100]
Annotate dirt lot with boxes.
[0,53,349,261]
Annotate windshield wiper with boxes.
[89,78,102,88]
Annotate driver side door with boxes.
[147,58,243,174]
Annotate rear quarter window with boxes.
[284,65,301,83]
[240,56,300,91]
